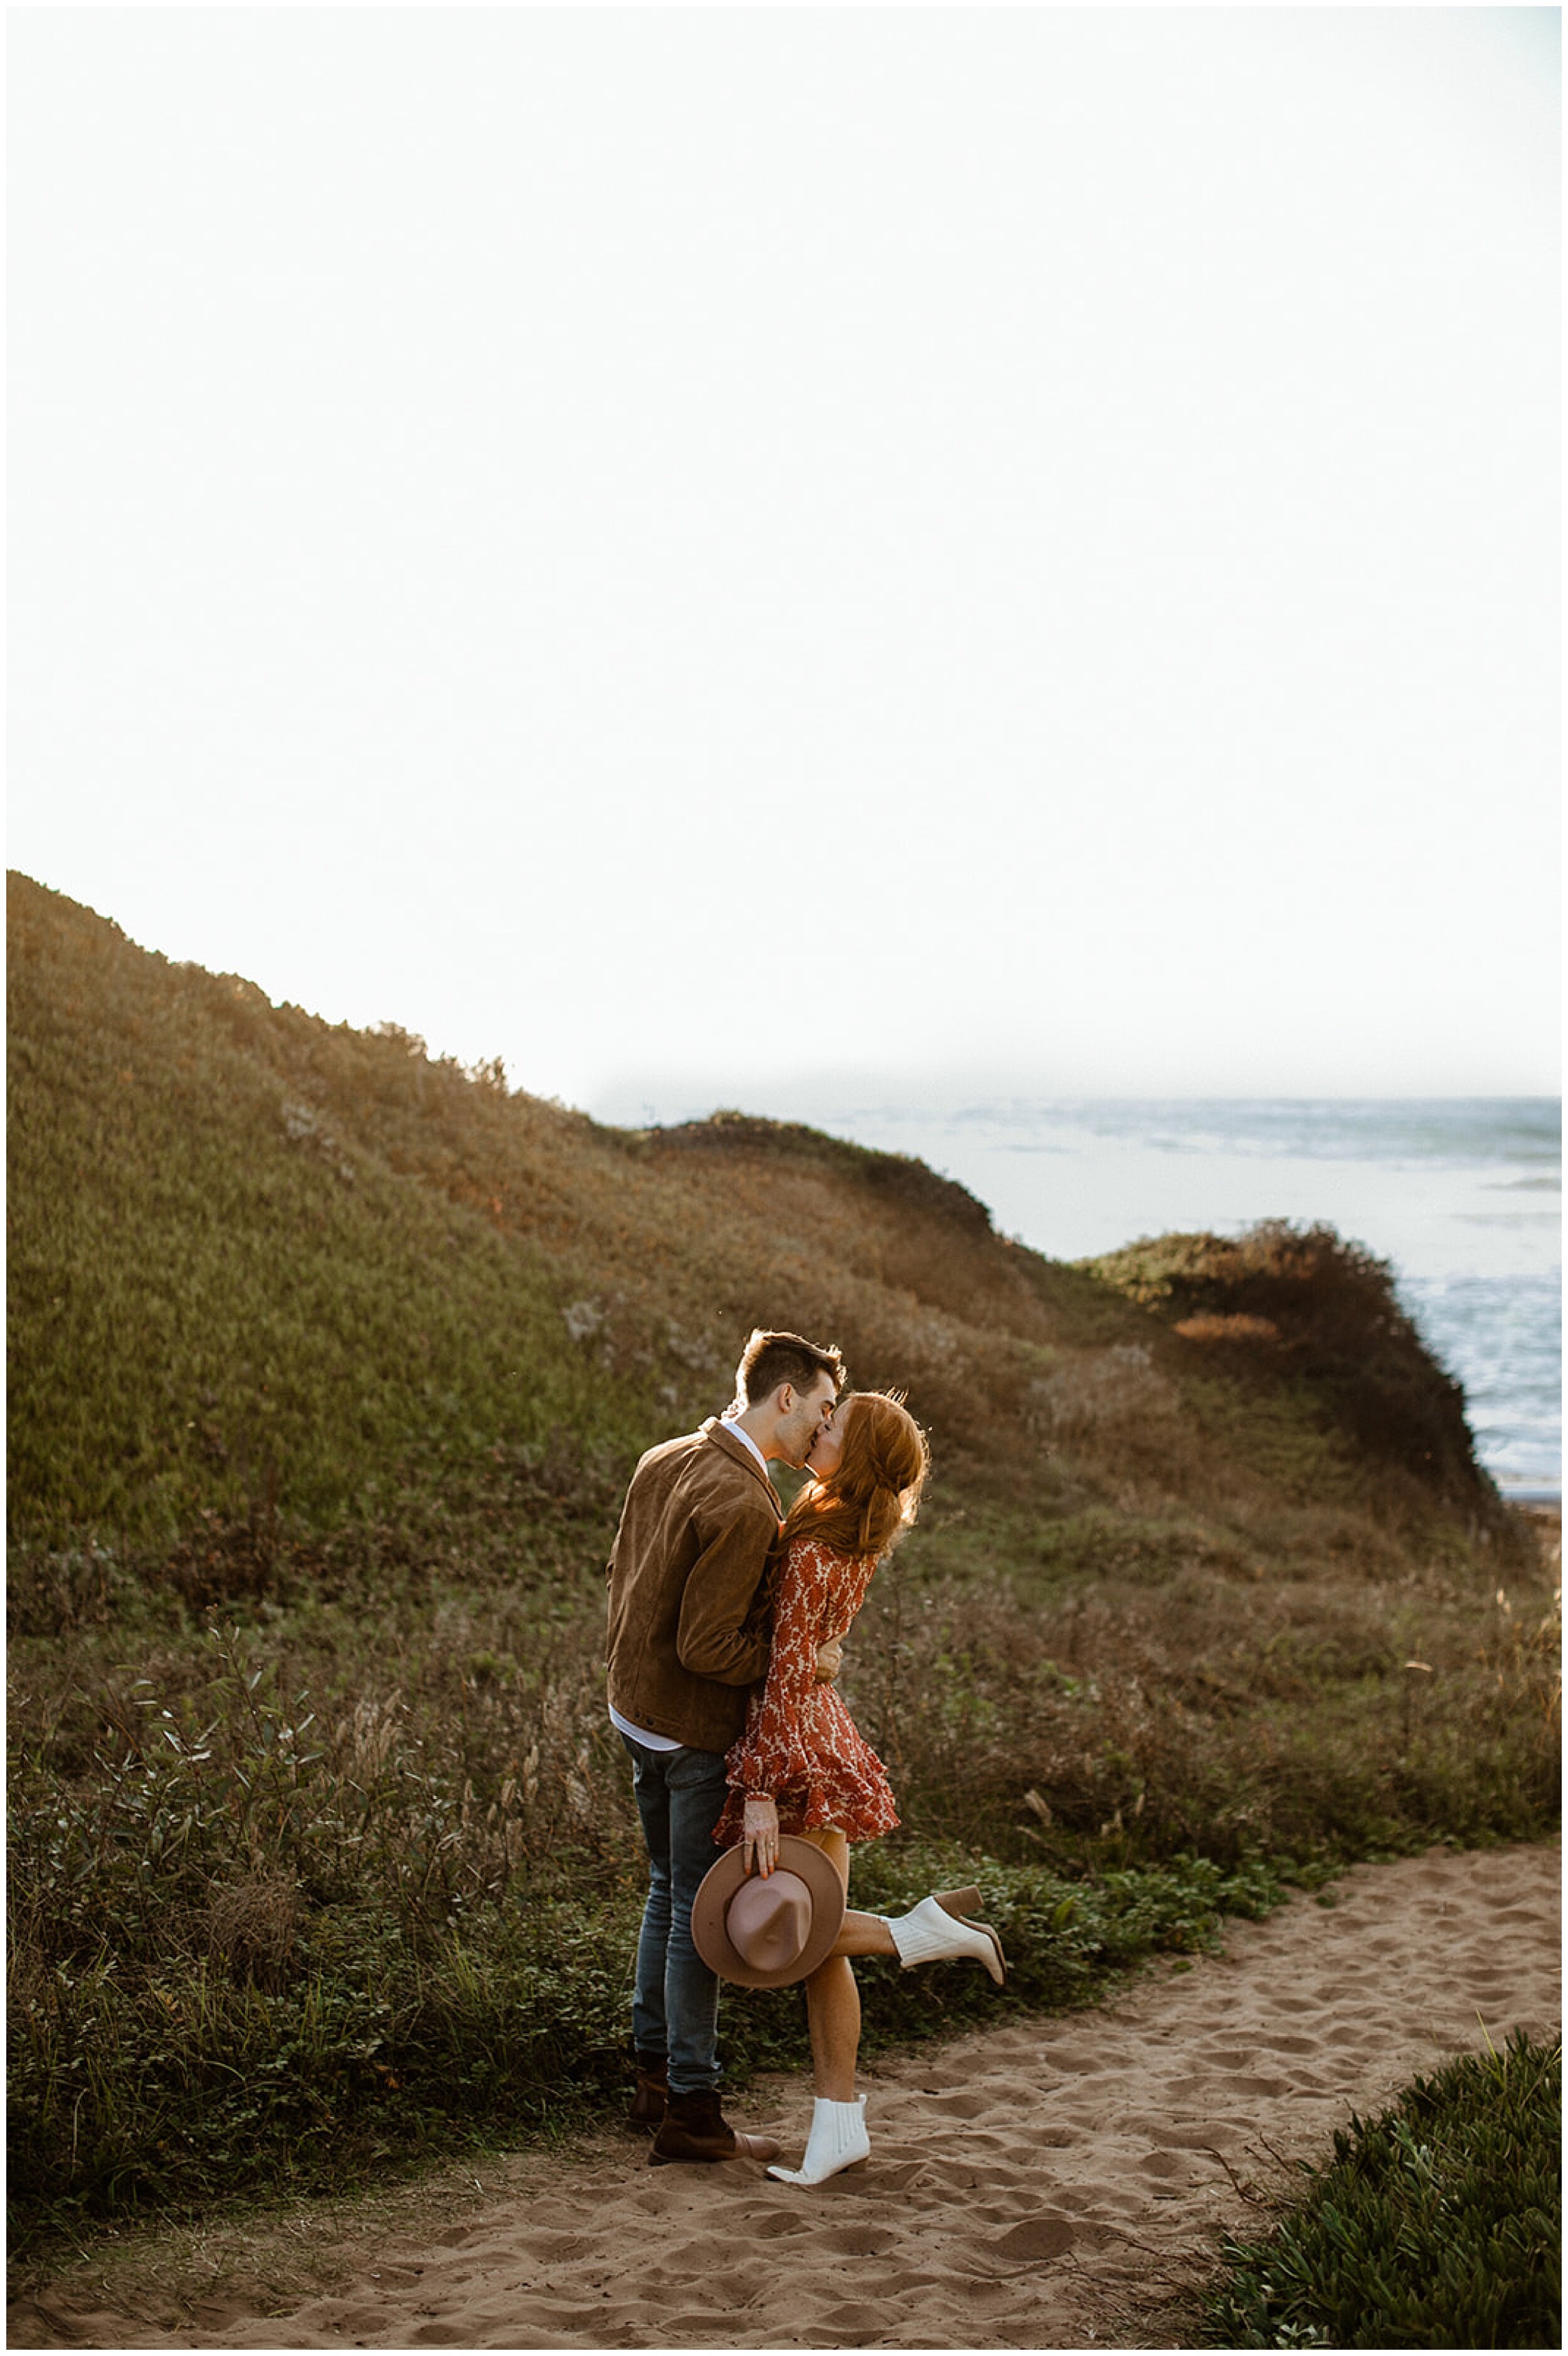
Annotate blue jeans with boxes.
[620,1734,731,2095]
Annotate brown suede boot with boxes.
[627,2057,668,2134]
[649,2089,781,2167]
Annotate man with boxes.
[605,1327,844,2166]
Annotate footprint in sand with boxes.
[650,2232,736,2273]
[1165,2071,1291,2099]
[1145,2122,1242,2150]
[750,2210,817,2239]
[514,2232,588,2262]
[815,2225,903,2257]
[821,2301,899,2337]
[924,2089,993,2118]
[965,2129,1031,2157]
[877,2157,939,2188]
[987,2216,1077,2264]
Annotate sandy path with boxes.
[11,1841,1559,2353]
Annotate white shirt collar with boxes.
[719,1414,770,1476]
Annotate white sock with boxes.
[766,2094,869,2187]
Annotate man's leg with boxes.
[644,1744,781,2165]
[620,1736,674,2077]
[660,1744,729,2094]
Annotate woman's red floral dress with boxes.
[714,1534,899,1847]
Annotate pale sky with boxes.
[8,6,1560,1111]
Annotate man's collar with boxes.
[718,1413,769,1476]
[702,1415,783,1505]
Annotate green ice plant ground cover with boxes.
[1197,2030,1561,2350]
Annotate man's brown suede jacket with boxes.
[605,1418,783,1753]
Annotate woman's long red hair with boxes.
[782,1391,930,1562]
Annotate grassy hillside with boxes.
[9,871,1512,1564]
[9,876,658,1552]
[7,871,1559,2258]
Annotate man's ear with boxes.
[774,1382,796,1416]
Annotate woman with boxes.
[712,1390,1005,2187]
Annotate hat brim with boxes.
[691,1833,849,1989]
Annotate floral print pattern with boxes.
[714,1535,899,1846]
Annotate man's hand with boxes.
[741,1794,780,1879]
[814,1637,844,1685]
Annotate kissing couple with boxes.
[605,1327,1006,2188]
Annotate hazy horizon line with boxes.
[586,1080,1564,1115]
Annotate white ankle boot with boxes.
[767,2094,870,2187]
[884,1893,1007,1984]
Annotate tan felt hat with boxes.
[691,1835,849,1989]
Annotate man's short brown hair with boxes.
[734,1328,844,1409]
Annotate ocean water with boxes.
[600,1090,1560,1497]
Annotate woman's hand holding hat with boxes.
[741,1793,780,1878]
[691,1832,848,1988]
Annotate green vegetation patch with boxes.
[8,1825,1282,2251]
[1199,2030,1562,2350]
[6,881,657,1548]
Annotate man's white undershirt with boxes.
[718,1414,769,1477]
[608,1706,682,1752]
[608,1413,769,1754]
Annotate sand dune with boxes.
[11,1841,1559,2352]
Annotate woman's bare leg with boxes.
[831,1910,896,1959]
[795,1828,881,2101]
[803,1953,861,2100]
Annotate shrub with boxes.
[1085,1223,1502,1522]
[1199,2030,1561,2348]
